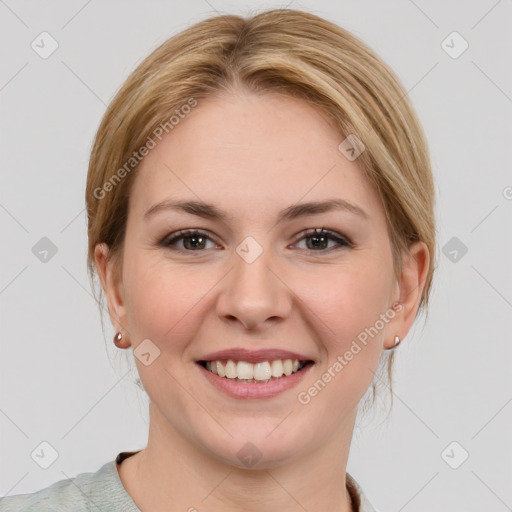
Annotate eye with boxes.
[160,229,218,251]
[293,228,352,252]
[159,227,352,253]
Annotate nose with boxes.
[216,247,292,332]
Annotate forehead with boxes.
[129,91,382,220]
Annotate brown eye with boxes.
[295,228,351,252]
[161,230,217,251]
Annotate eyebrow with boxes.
[144,198,368,223]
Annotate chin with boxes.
[196,418,314,470]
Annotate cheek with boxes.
[122,252,207,343]
[299,260,394,342]
[122,258,216,399]
[123,253,243,364]
[296,255,394,400]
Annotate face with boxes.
[96,90,426,469]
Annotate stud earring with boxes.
[393,335,401,348]
[113,331,131,349]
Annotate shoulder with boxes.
[0,458,139,512]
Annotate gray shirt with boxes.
[0,452,378,511]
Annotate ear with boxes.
[94,243,127,333]
[385,241,430,349]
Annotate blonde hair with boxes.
[86,8,436,413]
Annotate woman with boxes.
[1,7,434,512]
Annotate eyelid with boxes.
[292,227,352,249]
[160,229,218,248]
[160,227,352,252]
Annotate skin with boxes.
[95,89,429,512]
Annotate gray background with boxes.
[1,0,511,510]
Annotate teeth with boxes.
[225,360,237,379]
[237,361,254,380]
[271,360,283,377]
[216,360,226,377]
[204,358,306,381]
[254,362,272,381]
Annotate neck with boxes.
[120,404,357,512]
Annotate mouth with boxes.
[197,358,314,384]
[195,348,316,399]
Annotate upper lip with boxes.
[197,348,314,364]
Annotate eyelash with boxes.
[159,228,352,253]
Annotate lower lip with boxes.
[197,362,314,399]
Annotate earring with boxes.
[393,335,401,348]
[114,331,131,349]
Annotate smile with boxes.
[199,358,313,383]
[196,348,315,399]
